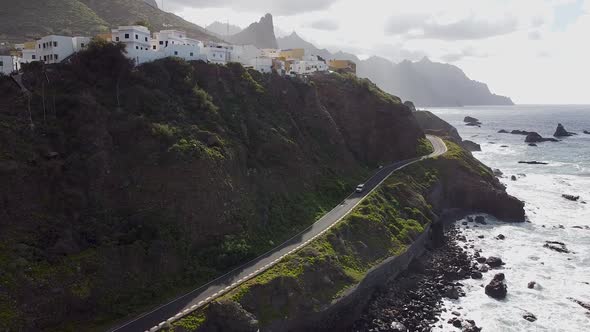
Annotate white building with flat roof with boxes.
[249,57,272,73]
[112,26,153,64]
[0,55,20,75]
[35,35,79,64]
[203,42,232,65]
[290,55,328,76]
[261,48,281,59]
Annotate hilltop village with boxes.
[0,25,356,77]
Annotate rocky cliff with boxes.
[171,140,524,332]
[0,42,424,331]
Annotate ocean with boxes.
[429,105,590,331]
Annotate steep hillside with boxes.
[0,42,424,331]
[226,14,278,49]
[0,0,217,43]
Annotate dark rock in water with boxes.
[493,169,504,177]
[519,161,549,165]
[449,317,463,327]
[478,235,485,239]
[471,271,483,279]
[511,130,533,135]
[554,123,576,137]
[474,216,487,224]
[528,143,538,147]
[584,130,590,135]
[390,321,407,331]
[525,132,559,143]
[479,264,489,273]
[467,216,475,223]
[403,101,416,112]
[562,194,580,202]
[485,273,508,299]
[498,129,509,133]
[528,281,536,289]
[476,257,487,264]
[445,286,461,299]
[523,312,537,322]
[501,145,509,148]
[463,320,482,332]
[544,241,570,253]
[462,140,482,152]
[464,116,482,126]
[511,175,517,181]
[496,234,506,240]
[486,256,504,268]
[568,298,590,311]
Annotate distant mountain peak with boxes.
[226,13,278,48]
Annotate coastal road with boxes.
[109,135,447,332]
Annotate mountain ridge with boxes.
[225,13,278,48]
[0,0,218,43]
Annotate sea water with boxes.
[429,105,590,331]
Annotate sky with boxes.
[160,0,590,104]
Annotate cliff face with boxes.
[0,43,423,330]
[173,141,524,332]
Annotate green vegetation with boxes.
[174,155,443,329]
[416,137,434,156]
[330,72,402,105]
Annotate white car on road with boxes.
[355,184,365,193]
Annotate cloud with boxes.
[310,19,340,31]
[439,48,488,62]
[165,0,340,15]
[528,30,542,39]
[385,15,519,40]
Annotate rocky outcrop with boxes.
[554,123,576,137]
[404,100,417,112]
[584,130,590,135]
[202,301,259,332]
[544,241,570,253]
[464,116,482,126]
[525,132,559,143]
[462,140,482,152]
[485,273,508,299]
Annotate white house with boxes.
[231,45,262,65]
[112,26,154,64]
[290,55,328,75]
[249,57,272,73]
[35,35,87,64]
[203,42,232,65]
[261,48,281,59]
[152,30,187,51]
[163,44,206,61]
[0,55,20,75]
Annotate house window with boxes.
[145,37,148,42]
[135,34,138,40]
[32,55,36,60]
[38,44,41,49]
[0,61,3,67]
[53,41,57,47]
[153,45,156,50]
[116,37,120,41]
[54,54,58,60]
[190,52,194,56]
[136,46,139,50]
[159,41,163,45]
[81,43,85,48]
[125,33,130,39]
[174,51,178,55]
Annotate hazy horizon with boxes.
[159,0,590,105]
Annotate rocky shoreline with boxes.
[352,223,486,332]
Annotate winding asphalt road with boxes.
[109,135,447,332]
